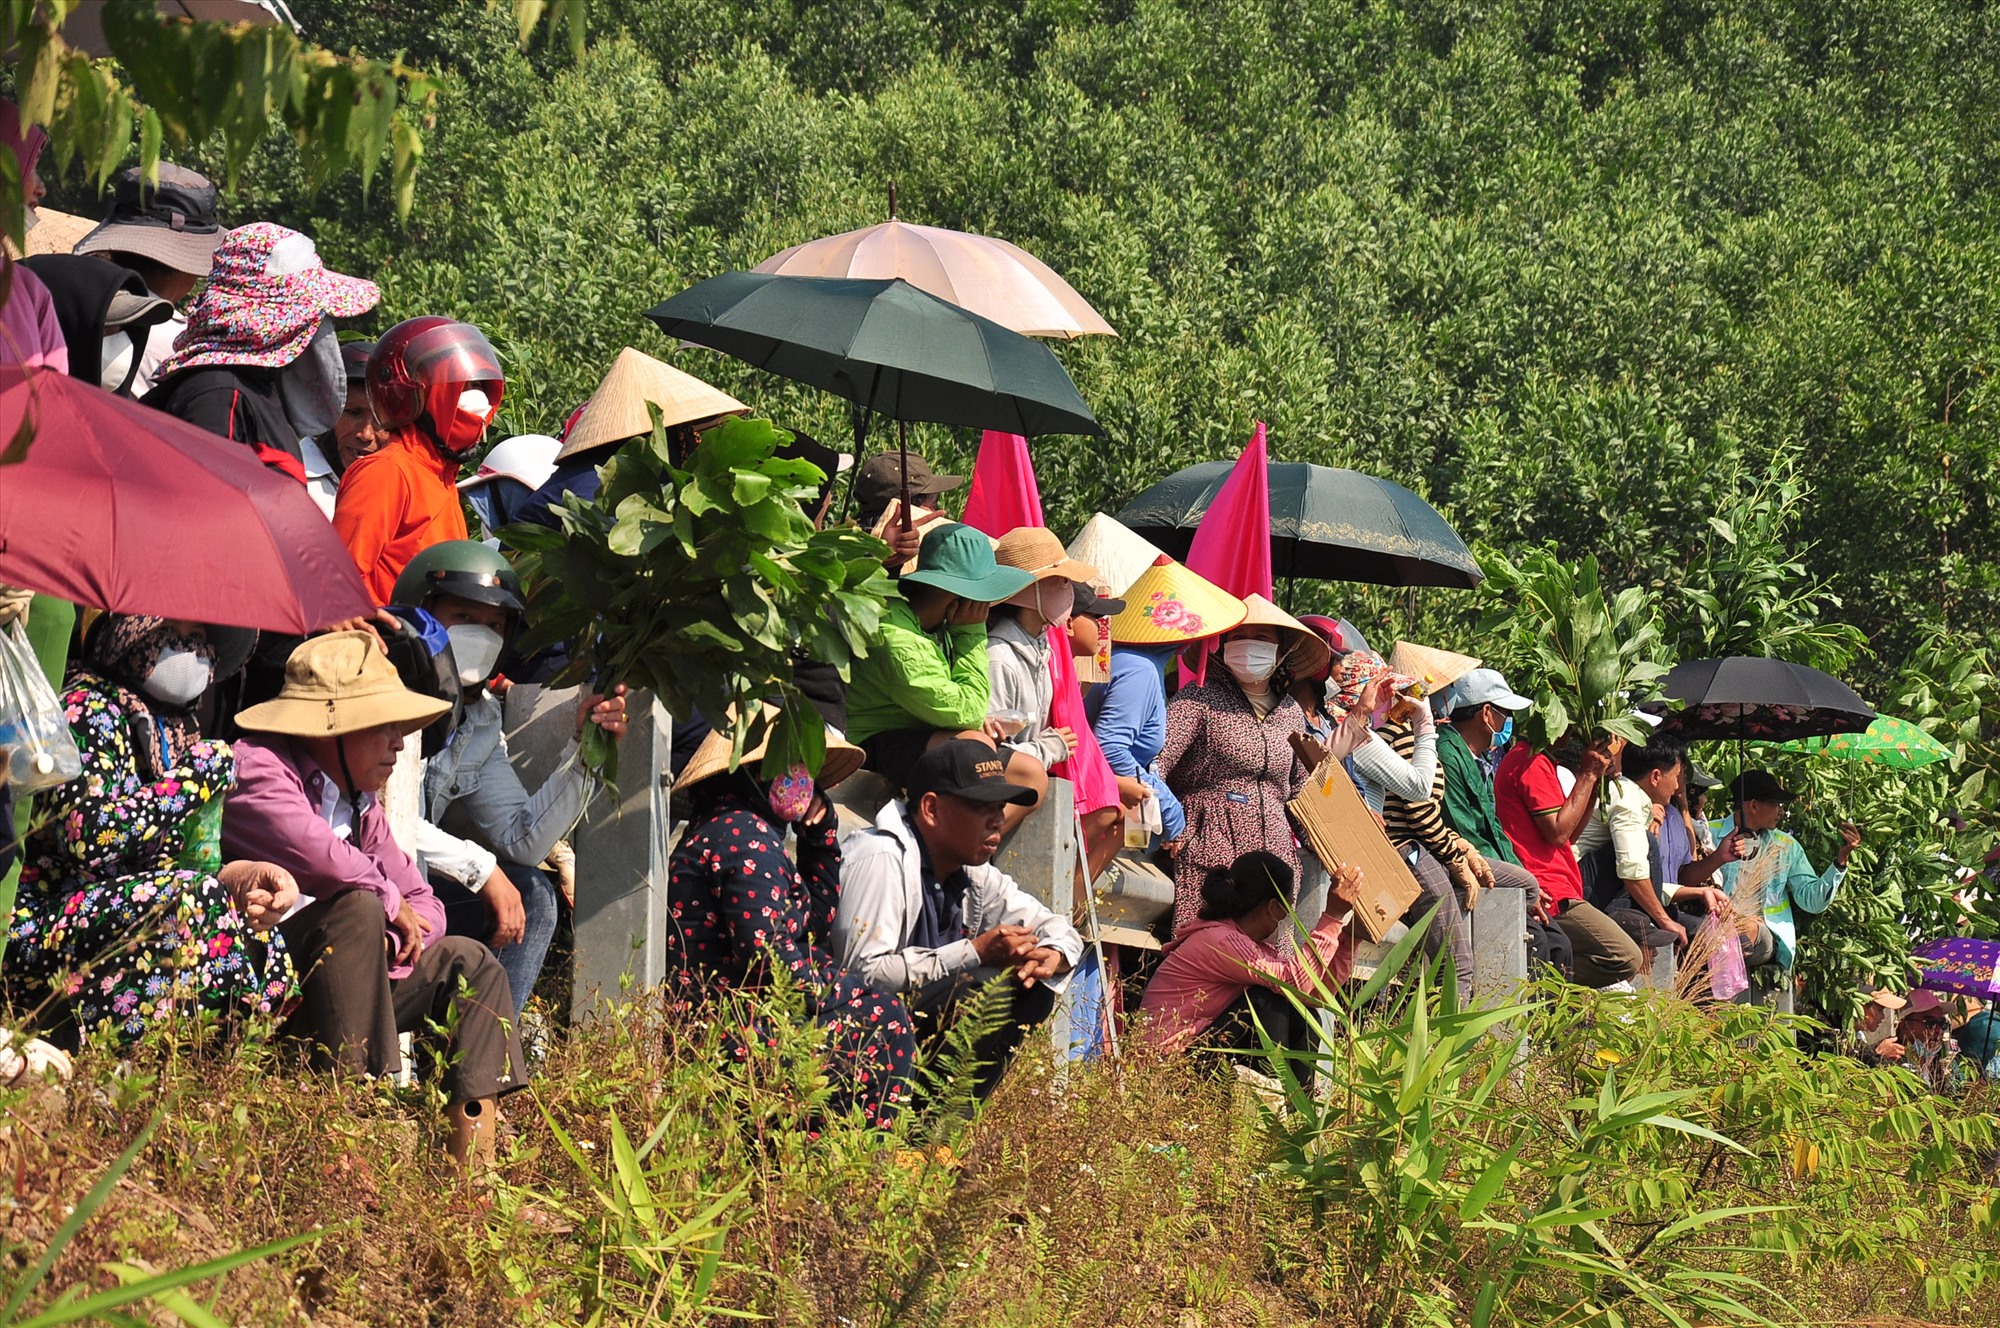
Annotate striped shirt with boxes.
[1380,722,1472,871]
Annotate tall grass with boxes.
[3,956,1997,1326]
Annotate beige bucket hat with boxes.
[672,704,865,795]
[557,347,748,460]
[233,631,451,737]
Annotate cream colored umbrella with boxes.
[753,186,1114,340]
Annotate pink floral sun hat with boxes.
[159,221,379,375]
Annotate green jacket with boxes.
[845,597,992,743]
[1438,726,1521,867]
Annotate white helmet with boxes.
[457,433,560,492]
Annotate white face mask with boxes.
[1223,640,1280,685]
[142,648,214,706]
[446,623,504,686]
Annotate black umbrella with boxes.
[1660,657,1876,742]
[1114,460,1481,589]
[646,272,1100,511]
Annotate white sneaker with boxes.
[0,1028,73,1084]
[1600,980,1638,994]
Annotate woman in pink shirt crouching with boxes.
[1137,850,1359,1056]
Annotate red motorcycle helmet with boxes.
[366,317,505,451]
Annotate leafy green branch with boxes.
[505,412,896,781]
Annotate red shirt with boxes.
[332,425,468,605]
[1494,746,1582,907]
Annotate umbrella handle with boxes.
[898,418,911,517]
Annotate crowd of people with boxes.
[1,108,1993,1158]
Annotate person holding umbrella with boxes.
[1698,770,1859,976]
[854,451,964,569]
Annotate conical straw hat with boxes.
[1239,594,1332,679]
[671,703,864,795]
[1388,641,1481,695]
[1107,556,1247,644]
[1066,513,1164,597]
[557,347,748,459]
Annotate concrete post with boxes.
[990,779,1079,1057]
[568,692,673,1022]
[1470,889,1529,1004]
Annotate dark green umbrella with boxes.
[645,272,1101,439]
[1114,460,1482,588]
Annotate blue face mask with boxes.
[1497,715,1514,749]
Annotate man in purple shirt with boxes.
[224,632,522,1167]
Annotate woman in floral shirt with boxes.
[665,714,914,1129]
[6,616,296,1044]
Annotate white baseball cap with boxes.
[1444,668,1532,714]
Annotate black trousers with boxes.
[913,977,1060,1103]
[1196,984,1320,1057]
[277,891,525,1105]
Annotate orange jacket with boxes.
[332,425,468,605]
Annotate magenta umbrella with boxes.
[1913,937,2000,999]
[0,366,371,632]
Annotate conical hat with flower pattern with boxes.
[1106,555,1246,644]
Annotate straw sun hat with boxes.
[557,347,748,460]
[1106,556,1247,644]
[993,526,1099,587]
[234,631,451,737]
[672,704,865,795]
[1238,594,1333,679]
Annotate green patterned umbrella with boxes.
[1775,715,1951,768]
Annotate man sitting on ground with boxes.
[833,739,1084,1100]
[1696,770,1858,976]
[222,632,525,1168]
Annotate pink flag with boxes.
[1186,421,1274,600]
[958,430,1120,817]
[960,431,1041,535]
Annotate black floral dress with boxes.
[666,789,914,1128]
[6,676,295,1040]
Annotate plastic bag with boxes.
[1705,912,1750,1003]
[0,619,81,793]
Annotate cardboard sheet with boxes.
[1287,760,1424,942]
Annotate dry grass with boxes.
[2,990,1997,1327]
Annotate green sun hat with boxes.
[901,522,1034,603]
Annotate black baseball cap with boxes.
[1072,581,1126,618]
[1732,770,1796,805]
[908,738,1039,807]
[855,451,965,517]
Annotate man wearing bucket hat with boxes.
[73,162,228,395]
[222,632,525,1168]
[845,522,1035,789]
[1850,986,1908,1066]
[147,222,381,484]
[834,738,1082,1102]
